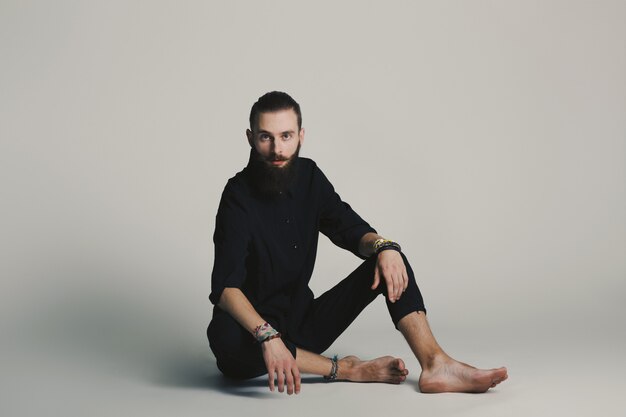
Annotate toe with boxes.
[392,375,406,384]
[393,358,406,371]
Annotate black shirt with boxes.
[209,149,377,340]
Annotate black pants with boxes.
[207,251,427,379]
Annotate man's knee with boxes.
[397,251,417,282]
[207,312,250,355]
[207,312,267,379]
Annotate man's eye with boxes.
[282,134,291,139]
[260,134,270,140]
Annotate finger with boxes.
[394,273,402,301]
[293,367,301,394]
[396,272,404,298]
[402,269,409,292]
[392,271,401,301]
[371,265,380,290]
[277,367,285,393]
[386,276,395,302]
[268,367,275,392]
[285,368,294,395]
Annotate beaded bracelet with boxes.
[253,322,281,343]
[373,238,402,255]
[323,355,339,381]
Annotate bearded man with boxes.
[207,91,508,395]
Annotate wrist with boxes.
[262,335,282,346]
[254,322,281,343]
[373,238,402,255]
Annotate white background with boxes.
[1,1,624,416]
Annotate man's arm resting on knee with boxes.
[358,232,409,303]
[358,232,384,258]
[218,287,301,394]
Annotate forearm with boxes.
[219,287,299,394]
[218,287,266,335]
[358,232,385,258]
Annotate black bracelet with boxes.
[376,245,401,255]
[375,241,402,255]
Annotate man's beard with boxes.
[246,142,301,199]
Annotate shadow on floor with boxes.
[11,273,428,398]
[153,352,327,397]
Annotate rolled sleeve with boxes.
[208,183,251,305]
[317,165,377,260]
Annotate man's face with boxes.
[246,109,304,167]
[245,109,305,197]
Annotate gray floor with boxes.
[3,300,624,417]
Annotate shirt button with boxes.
[292,244,298,249]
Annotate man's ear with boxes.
[246,129,253,147]
[299,127,305,145]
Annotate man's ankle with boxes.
[420,351,449,370]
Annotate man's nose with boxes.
[270,140,285,157]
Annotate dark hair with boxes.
[249,91,302,131]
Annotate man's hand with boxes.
[261,337,301,395]
[371,250,409,303]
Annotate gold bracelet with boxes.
[373,238,402,254]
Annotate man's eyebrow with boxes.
[256,130,296,135]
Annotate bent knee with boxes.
[207,314,267,379]
[207,312,251,354]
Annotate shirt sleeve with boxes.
[317,164,377,260]
[208,182,251,305]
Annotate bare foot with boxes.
[338,355,409,384]
[418,354,508,393]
